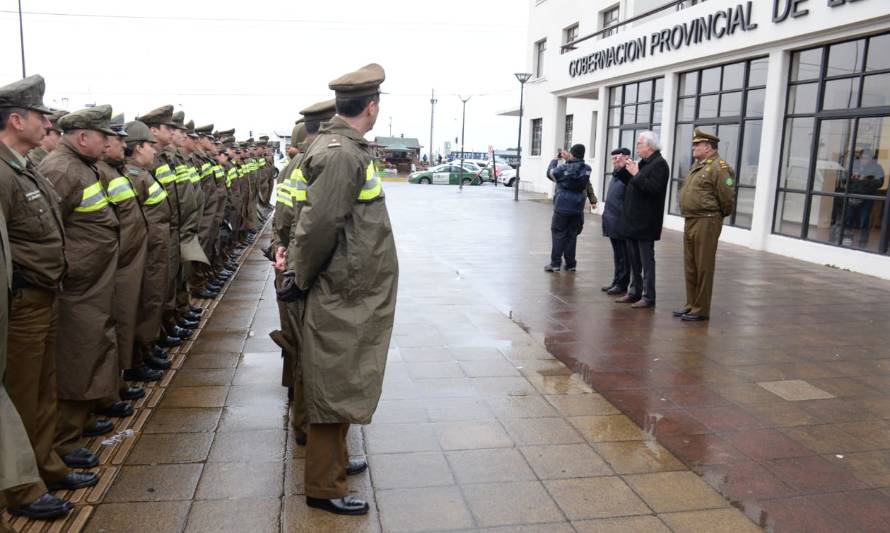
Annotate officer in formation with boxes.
[674,128,735,322]
[274,64,398,516]
[0,75,270,521]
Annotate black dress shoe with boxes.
[672,307,692,317]
[146,355,172,370]
[7,492,72,519]
[169,326,193,339]
[306,496,369,516]
[62,447,98,468]
[601,285,613,292]
[606,286,626,295]
[83,418,114,437]
[157,335,182,348]
[178,319,199,330]
[346,459,368,476]
[207,281,224,291]
[123,366,163,382]
[295,433,308,446]
[48,471,99,491]
[93,401,133,418]
[150,344,169,359]
[182,311,201,321]
[190,305,204,315]
[193,289,218,300]
[681,313,709,322]
[119,386,145,401]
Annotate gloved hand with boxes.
[276,270,307,302]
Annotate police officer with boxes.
[283,63,398,516]
[27,109,67,167]
[0,75,89,520]
[674,128,735,322]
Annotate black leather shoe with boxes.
[601,285,613,292]
[306,496,369,516]
[7,492,72,519]
[606,286,626,295]
[48,471,99,491]
[146,355,172,371]
[150,345,169,359]
[207,281,224,291]
[94,401,133,418]
[295,433,307,446]
[190,305,204,315]
[346,459,368,476]
[169,326,193,339]
[83,419,114,437]
[178,319,199,330]
[62,447,98,468]
[119,386,145,401]
[123,366,162,382]
[157,335,182,348]
[225,262,238,270]
[672,307,692,317]
[193,289,218,300]
[681,313,709,322]
[182,311,201,321]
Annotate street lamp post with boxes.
[18,0,26,78]
[458,95,471,191]
[513,72,532,201]
[429,89,436,166]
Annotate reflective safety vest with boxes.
[291,168,308,203]
[213,165,225,181]
[144,180,169,206]
[105,176,137,205]
[226,167,239,189]
[258,158,266,168]
[358,162,382,201]
[155,163,176,186]
[200,162,214,182]
[188,165,201,185]
[74,181,111,213]
[275,179,294,208]
[174,164,191,184]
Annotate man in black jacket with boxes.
[615,131,669,308]
[545,144,596,272]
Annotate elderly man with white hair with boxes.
[614,130,670,309]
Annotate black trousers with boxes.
[609,237,629,290]
[626,239,656,302]
[550,212,584,268]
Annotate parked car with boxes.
[476,162,513,185]
[408,164,480,185]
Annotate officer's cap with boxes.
[170,111,186,131]
[217,128,234,138]
[300,99,337,122]
[292,122,307,147]
[185,120,199,138]
[124,120,156,144]
[256,139,268,147]
[58,105,118,136]
[328,63,385,97]
[110,113,127,137]
[0,74,53,114]
[221,136,236,146]
[47,110,69,133]
[692,128,719,144]
[195,124,214,137]
[137,105,173,127]
[259,135,269,142]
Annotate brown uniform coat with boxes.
[39,140,120,401]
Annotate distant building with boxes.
[375,135,422,173]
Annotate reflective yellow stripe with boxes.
[144,181,169,206]
[213,165,225,179]
[226,167,239,188]
[106,176,137,204]
[189,166,201,184]
[155,164,175,185]
[291,168,307,202]
[358,162,382,201]
[200,163,213,181]
[74,181,110,213]
[175,164,190,184]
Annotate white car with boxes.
[496,167,517,186]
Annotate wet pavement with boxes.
[7,181,889,532]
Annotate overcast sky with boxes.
[0,0,529,156]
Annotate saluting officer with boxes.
[674,128,735,322]
[283,63,398,516]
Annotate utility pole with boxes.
[388,116,392,137]
[458,95,471,191]
[514,73,533,201]
[18,0,26,78]
[429,89,436,165]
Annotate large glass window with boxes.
[535,39,546,78]
[603,77,664,198]
[531,118,543,156]
[775,32,890,255]
[562,23,579,54]
[601,5,619,38]
[670,57,767,228]
[563,114,574,151]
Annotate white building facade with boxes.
[516,0,890,279]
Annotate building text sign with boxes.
[568,0,864,78]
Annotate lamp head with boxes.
[515,72,533,84]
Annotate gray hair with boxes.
[637,130,661,151]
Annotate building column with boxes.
[545,95,567,198]
[750,49,790,250]
[591,91,609,207]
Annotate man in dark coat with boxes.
[545,144,596,272]
[601,147,630,295]
[615,131,669,308]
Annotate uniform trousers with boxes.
[626,239,656,302]
[608,237,629,290]
[305,423,349,499]
[54,399,94,457]
[550,212,584,269]
[284,298,307,440]
[2,288,68,507]
[683,216,723,316]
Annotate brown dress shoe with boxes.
[631,299,655,309]
[615,294,640,304]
